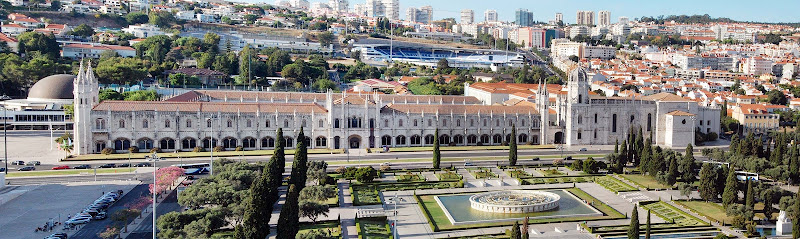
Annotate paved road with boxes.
[7,172,151,186]
[127,189,181,239]
[71,184,151,239]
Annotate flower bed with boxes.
[594,176,637,193]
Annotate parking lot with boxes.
[0,180,139,239]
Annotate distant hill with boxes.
[23,11,128,29]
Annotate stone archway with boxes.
[348,135,362,149]
[554,132,564,144]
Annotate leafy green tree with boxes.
[722,166,738,208]
[277,184,300,239]
[667,154,679,185]
[433,128,441,168]
[680,144,697,183]
[122,90,159,101]
[299,185,336,202]
[235,166,272,238]
[70,24,95,37]
[306,161,328,185]
[94,57,148,85]
[125,12,149,24]
[311,78,338,92]
[699,163,717,201]
[148,11,177,27]
[98,89,123,101]
[509,124,517,166]
[768,89,788,105]
[793,191,800,238]
[355,166,377,183]
[582,157,606,174]
[17,32,60,58]
[134,35,172,64]
[317,31,334,48]
[299,200,329,224]
[628,205,640,239]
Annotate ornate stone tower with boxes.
[565,67,590,146]
[73,60,99,155]
[537,83,549,145]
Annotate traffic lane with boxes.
[7,173,149,186]
[127,189,182,239]
[71,184,150,239]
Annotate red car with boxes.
[52,165,71,170]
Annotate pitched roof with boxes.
[666,110,695,116]
[381,103,538,115]
[93,101,328,113]
[640,92,690,102]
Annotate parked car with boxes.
[135,162,152,167]
[98,164,116,168]
[532,157,540,161]
[0,167,5,172]
[45,233,68,239]
[11,160,24,165]
[65,217,91,225]
[118,163,130,168]
[579,148,588,152]
[17,166,35,171]
[73,164,92,169]
[464,162,474,166]
[93,212,107,220]
[26,161,40,166]
[51,165,70,170]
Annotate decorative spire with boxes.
[77,59,85,84]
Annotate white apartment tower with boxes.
[407,6,432,24]
[421,5,433,23]
[598,10,610,26]
[366,0,398,20]
[461,9,475,24]
[289,0,310,9]
[73,60,99,155]
[328,0,348,13]
[576,10,594,25]
[484,9,498,22]
[555,12,563,23]
[618,16,629,25]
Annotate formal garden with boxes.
[467,167,497,179]
[356,217,393,239]
[640,201,708,226]
[594,176,638,193]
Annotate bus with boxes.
[172,163,211,175]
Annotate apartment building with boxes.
[598,11,610,26]
[576,10,594,25]
[484,9,498,22]
[733,104,779,134]
[461,9,474,24]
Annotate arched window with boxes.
[381,135,392,146]
[483,119,488,127]
[577,115,582,124]
[315,137,327,147]
[594,114,598,123]
[227,120,233,128]
[207,119,212,127]
[518,134,527,143]
[453,135,464,145]
[428,119,433,126]
[508,120,513,126]
[413,119,418,127]
[142,120,148,128]
[95,119,105,130]
[137,138,154,150]
[302,120,307,127]
[578,94,582,104]
[398,119,403,127]
[443,119,447,127]
[283,137,293,148]
[647,113,652,131]
[480,135,490,144]
[261,137,275,148]
[159,138,175,150]
[119,120,125,128]
[630,115,635,123]
[467,135,478,144]
[496,119,500,127]
[246,119,252,128]
[181,138,196,149]
[318,120,324,128]
[284,119,289,128]
[164,120,170,128]
[242,137,256,148]
[424,135,434,144]
[113,138,131,151]
[334,119,340,128]
[223,137,237,148]
[521,119,526,127]
[456,119,461,127]
[395,135,406,145]
[594,129,598,139]
[265,120,271,128]
[186,119,192,128]
[410,135,421,145]
[577,130,582,140]
[470,119,475,127]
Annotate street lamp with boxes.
[147,152,162,239]
[206,116,216,175]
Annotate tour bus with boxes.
[172,163,211,175]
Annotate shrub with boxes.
[235,146,243,151]
[128,146,139,153]
[321,175,336,185]
[380,164,390,171]
[150,147,160,153]
[101,148,114,155]
[213,146,224,152]
[192,146,203,152]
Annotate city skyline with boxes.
[281,0,800,23]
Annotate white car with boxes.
[66,217,91,225]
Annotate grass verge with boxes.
[673,200,732,225]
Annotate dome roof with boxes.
[28,74,75,100]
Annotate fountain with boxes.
[469,190,560,213]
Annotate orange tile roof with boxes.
[93,101,328,113]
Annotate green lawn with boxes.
[505,170,530,178]
[537,169,565,176]
[352,185,382,206]
[642,201,708,226]
[6,168,136,177]
[357,217,392,239]
[595,176,638,193]
[673,200,732,225]
[298,221,341,239]
[522,176,595,185]
[69,148,343,161]
[416,187,624,231]
[435,171,462,181]
[467,168,496,179]
[395,173,426,182]
[619,174,674,189]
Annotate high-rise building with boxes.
[484,9,498,22]
[289,0,309,9]
[576,10,594,25]
[618,16,629,25]
[515,8,533,27]
[598,10,610,26]
[555,12,563,23]
[461,9,474,24]
[407,5,432,24]
[328,0,348,13]
[353,3,366,15]
[366,0,399,20]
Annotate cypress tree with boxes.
[745,179,755,210]
[640,138,651,175]
[722,166,738,208]
[510,221,521,239]
[433,128,441,169]
[699,163,717,202]
[236,167,273,239]
[290,128,309,191]
[615,139,619,154]
[277,184,300,239]
[620,140,628,166]
[267,128,286,206]
[645,210,651,239]
[793,190,800,238]
[635,127,644,166]
[510,124,518,166]
[791,143,800,184]
[628,205,640,239]
[680,144,697,183]
[667,154,678,186]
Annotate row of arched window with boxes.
[381,118,538,128]
[100,118,323,130]
[378,133,534,146]
[101,136,328,152]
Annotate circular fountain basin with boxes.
[469,190,560,213]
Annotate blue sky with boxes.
[292,0,800,23]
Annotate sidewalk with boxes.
[119,176,185,239]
